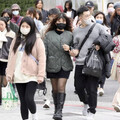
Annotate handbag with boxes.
[2,83,18,110]
[82,46,103,78]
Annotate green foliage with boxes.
[0,0,35,16]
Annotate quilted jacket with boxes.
[44,30,73,73]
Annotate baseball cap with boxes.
[85,1,94,8]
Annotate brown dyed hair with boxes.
[46,13,72,33]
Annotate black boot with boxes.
[54,93,66,120]
[52,92,58,119]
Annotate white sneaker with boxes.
[99,88,104,96]
[82,104,89,116]
[98,87,104,96]
[87,112,95,120]
[113,105,120,112]
[43,99,50,108]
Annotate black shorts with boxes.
[0,61,7,76]
[47,69,70,79]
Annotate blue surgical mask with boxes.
[12,10,19,16]
[96,19,103,24]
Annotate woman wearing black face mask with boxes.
[1,8,19,34]
[44,13,73,120]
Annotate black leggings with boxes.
[16,82,37,120]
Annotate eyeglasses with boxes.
[12,9,19,11]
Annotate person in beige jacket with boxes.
[6,17,46,120]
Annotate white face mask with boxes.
[20,27,30,35]
[12,10,19,16]
[84,18,92,26]
[108,8,115,13]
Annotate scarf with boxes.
[0,29,7,48]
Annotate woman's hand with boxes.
[63,44,70,51]
[37,79,44,84]
[6,76,12,83]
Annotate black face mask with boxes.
[4,17,10,22]
[56,23,66,30]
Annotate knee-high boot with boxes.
[52,92,58,119]
[54,93,66,120]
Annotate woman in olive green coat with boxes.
[44,13,73,120]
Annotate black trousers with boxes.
[74,65,99,114]
[16,82,37,120]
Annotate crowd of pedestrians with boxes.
[0,0,120,120]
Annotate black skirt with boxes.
[47,69,70,79]
[0,61,7,76]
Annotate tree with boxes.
[0,0,35,16]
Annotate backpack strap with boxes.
[16,16,22,25]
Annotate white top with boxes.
[66,11,72,18]
[14,45,37,83]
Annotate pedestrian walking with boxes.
[39,8,60,109]
[44,13,73,120]
[35,0,48,24]
[26,7,44,32]
[40,8,60,40]
[85,1,96,23]
[106,2,114,27]
[1,8,19,34]
[111,2,120,36]
[6,17,46,120]
[69,6,112,120]
[0,17,15,105]
[111,26,120,112]
[64,0,76,19]
[94,11,110,96]
[11,4,23,26]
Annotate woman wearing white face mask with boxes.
[11,4,23,26]
[6,17,46,120]
[0,17,15,105]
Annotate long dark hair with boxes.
[111,9,117,24]
[13,17,36,55]
[64,0,72,12]
[46,13,72,33]
[94,11,108,27]
[0,17,10,32]
[35,0,43,8]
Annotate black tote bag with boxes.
[82,46,103,78]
